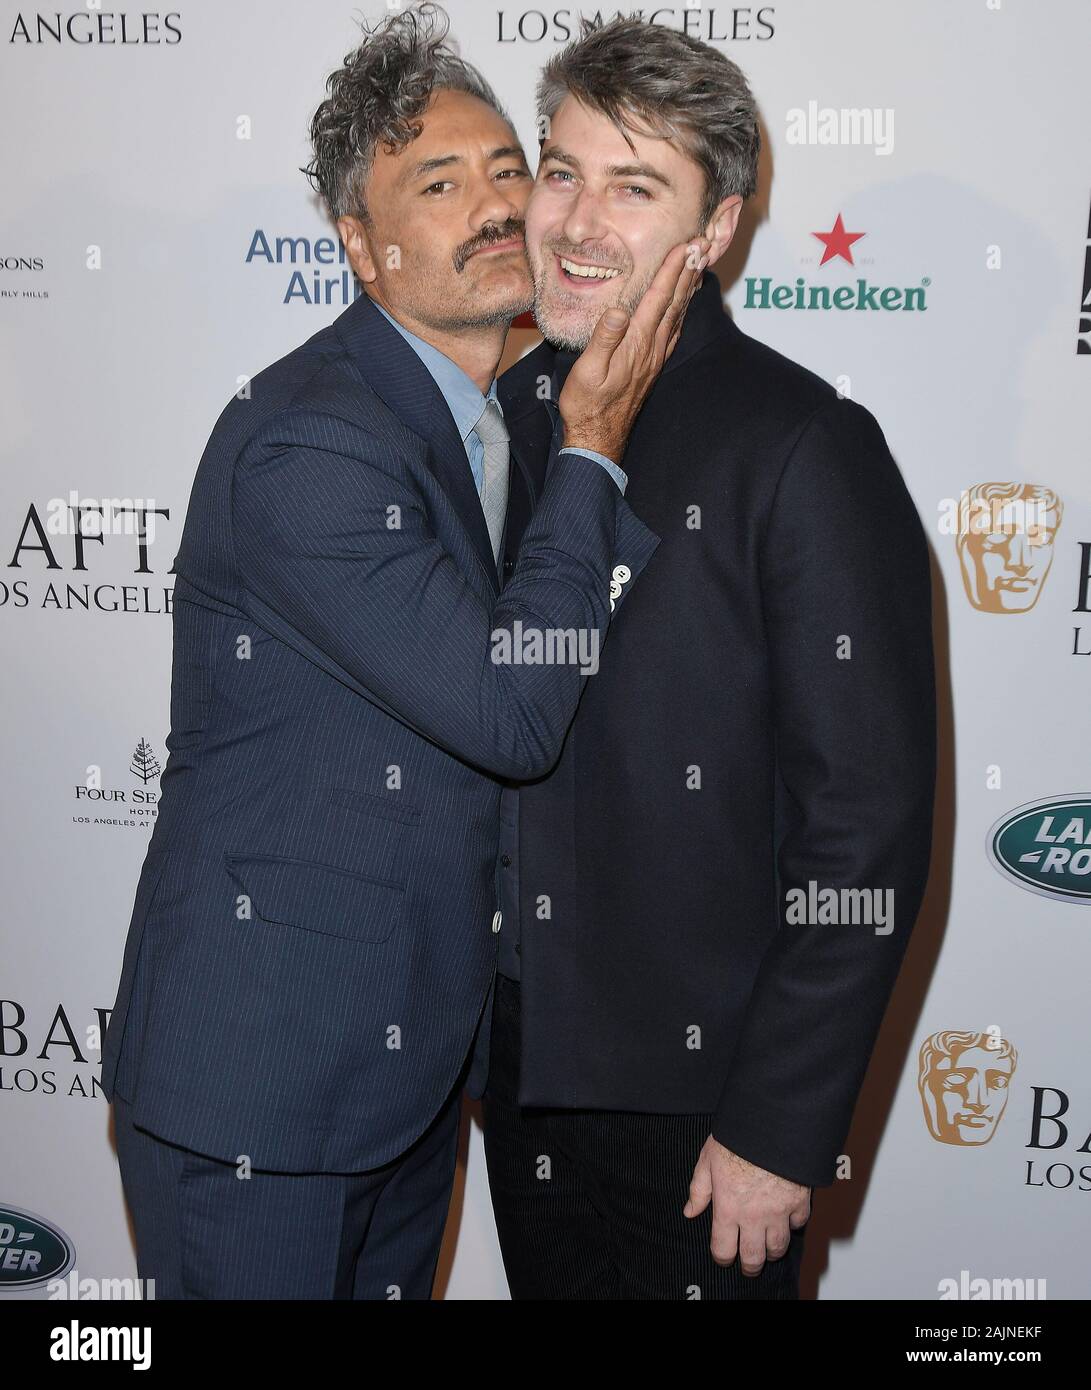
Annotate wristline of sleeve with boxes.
[711,1086,842,1189]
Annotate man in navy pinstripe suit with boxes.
[99,6,705,1299]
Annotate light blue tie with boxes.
[473,398,510,564]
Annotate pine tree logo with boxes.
[130,739,161,784]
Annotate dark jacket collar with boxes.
[333,290,500,590]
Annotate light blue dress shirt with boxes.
[373,300,627,494]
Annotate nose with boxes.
[561,185,609,247]
[470,176,526,234]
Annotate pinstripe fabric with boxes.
[99,288,660,1174]
[113,1089,459,1299]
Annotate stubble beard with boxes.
[530,255,654,352]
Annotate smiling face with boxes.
[338,86,535,334]
[525,95,722,350]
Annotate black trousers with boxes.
[113,1082,461,1300]
[482,974,808,1300]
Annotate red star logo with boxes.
[812,213,866,266]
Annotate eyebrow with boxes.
[401,146,528,185]
[539,144,674,190]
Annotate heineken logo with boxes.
[0,1206,75,1289]
[744,276,928,312]
[744,213,929,312]
[987,796,1091,905]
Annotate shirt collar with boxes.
[372,299,497,443]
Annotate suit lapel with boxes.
[501,437,542,561]
[498,345,558,534]
[335,291,500,592]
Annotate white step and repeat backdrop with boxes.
[2,0,1089,1301]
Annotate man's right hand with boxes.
[558,237,710,463]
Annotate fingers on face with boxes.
[630,241,691,335]
[653,294,687,360]
[653,249,703,351]
[621,239,706,374]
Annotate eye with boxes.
[545,169,575,185]
[496,167,529,181]
[620,185,651,199]
[422,181,454,196]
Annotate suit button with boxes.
[503,558,514,575]
[612,564,631,584]
[500,854,512,867]
[491,910,502,933]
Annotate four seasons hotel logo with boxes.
[69,738,161,832]
[129,738,161,785]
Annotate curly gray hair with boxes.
[303,3,507,222]
[537,17,760,226]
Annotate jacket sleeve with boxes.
[231,407,659,781]
[711,397,936,1189]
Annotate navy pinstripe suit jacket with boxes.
[99,288,659,1172]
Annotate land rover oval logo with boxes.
[0,1206,75,1289]
[987,796,1091,904]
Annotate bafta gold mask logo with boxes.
[956,483,1062,613]
[918,1030,1018,1145]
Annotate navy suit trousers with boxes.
[113,1083,461,1300]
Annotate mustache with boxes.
[453,220,526,273]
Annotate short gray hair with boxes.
[536,17,760,225]
[303,3,507,222]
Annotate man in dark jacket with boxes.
[474,18,937,1300]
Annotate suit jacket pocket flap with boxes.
[328,787,422,824]
[224,852,404,944]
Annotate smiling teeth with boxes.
[560,258,620,280]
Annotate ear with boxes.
[337,214,378,284]
[702,195,743,263]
